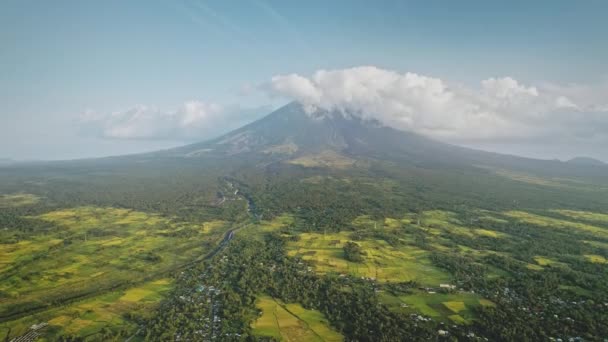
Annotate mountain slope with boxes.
[2,102,608,219]
[169,102,490,166]
[2,104,608,341]
[164,102,608,181]
[567,156,606,166]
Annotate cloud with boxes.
[265,66,608,144]
[80,101,267,140]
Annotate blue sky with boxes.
[1,0,607,160]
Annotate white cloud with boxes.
[266,66,608,144]
[80,101,266,140]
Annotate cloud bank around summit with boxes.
[267,66,608,145]
[80,66,608,155]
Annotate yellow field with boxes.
[0,278,172,340]
[504,211,608,238]
[478,299,496,307]
[474,229,506,238]
[552,209,608,223]
[251,296,343,342]
[381,291,488,324]
[418,211,507,239]
[532,256,566,267]
[443,301,466,313]
[582,240,608,250]
[0,193,40,207]
[286,231,450,285]
[584,254,607,264]
[0,206,229,332]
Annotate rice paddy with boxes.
[417,210,508,239]
[504,210,608,238]
[379,291,490,324]
[0,206,229,330]
[286,231,450,285]
[4,203,606,339]
[533,256,563,267]
[251,295,343,341]
[0,278,172,340]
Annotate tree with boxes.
[343,241,364,262]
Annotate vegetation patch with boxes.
[478,299,496,307]
[443,301,466,313]
[533,256,563,267]
[286,231,450,285]
[418,211,477,238]
[0,278,172,340]
[288,150,356,169]
[584,254,607,264]
[504,210,608,238]
[552,209,608,224]
[473,229,506,238]
[0,193,40,207]
[381,291,484,324]
[492,169,565,187]
[254,214,295,234]
[0,206,228,323]
[251,295,343,341]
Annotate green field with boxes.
[380,291,494,324]
[0,206,230,339]
[551,209,608,224]
[251,295,343,341]
[1,193,607,339]
[286,231,450,285]
[584,254,607,264]
[504,210,608,238]
[0,278,172,340]
[417,210,509,239]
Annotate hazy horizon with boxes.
[2,1,607,161]
[3,103,607,164]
